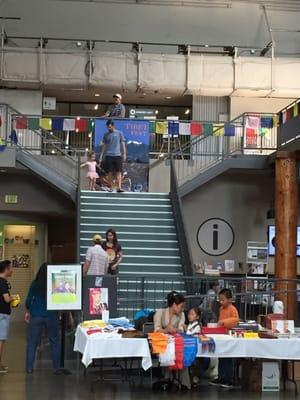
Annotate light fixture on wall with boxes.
[165,96,172,100]
[185,108,190,115]
[155,110,159,115]
[76,41,82,48]
[94,104,99,110]
[95,93,100,97]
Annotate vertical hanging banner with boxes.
[94,119,150,192]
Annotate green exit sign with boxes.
[5,195,18,204]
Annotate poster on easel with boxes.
[47,264,82,311]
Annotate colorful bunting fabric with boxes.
[0,116,2,128]
[273,114,279,128]
[224,124,235,137]
[246,128,257,146]
[286,108,293,121]
[246,115,260,129]
[149,120,156,134]
[260,127,271,137]
[203,123,213,135]
[282,111,287,124]
[0,137,5,152]
[155,121,168,135]
[190,122,202,136]
[293,103,298,118]
[179,122,191,135]
[63,118,75,131]
[52,118,64,131]
[16,117,28,129]
[75,118,88,132]
[260,117,273,129]
[213,123,225,136]
[168,121,179,136]
[88,119,95,132]
[39,118,52,131]
[28,118,40,130]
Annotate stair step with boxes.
[80,245,179,255]
[80,210,173,219]
[80,224,176,233]
[80,216,175,226]
[80,237,178,248]
[81,191,170,200]
[81,202,172,212]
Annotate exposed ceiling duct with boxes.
[2,48,300,98]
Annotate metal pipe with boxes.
[262,5,275,57]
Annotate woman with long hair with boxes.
[153,291,191,390]
[25,263,69,374]
[102,229,123,275]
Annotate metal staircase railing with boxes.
[0,103,80,191]
[151,112,277,186]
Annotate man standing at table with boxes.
[83,235,109,275]
[100,119,126,193]
[101,93,126,119]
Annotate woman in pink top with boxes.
[81,151,99,191]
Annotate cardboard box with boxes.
[262,362,280,391]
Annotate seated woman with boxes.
[153,291,191,390]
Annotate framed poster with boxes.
[47,264,82,311]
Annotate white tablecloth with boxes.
[74,326,152,370]
[198,334,300,360]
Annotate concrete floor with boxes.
[0,322,298,400]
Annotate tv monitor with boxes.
[268,225,300,256]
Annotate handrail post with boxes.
[76,151,81,264]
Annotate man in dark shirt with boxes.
[0,260,15,373]
[100,119,126,192]
[102,93,126,119]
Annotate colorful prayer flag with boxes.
[52,118,64,131]
[213,123,225,136]
[260,117,273,129]
[75,118,88,132]
[246,115,260,129]
[149,121,156,134]
[39,118,52,130]
[179,122,191,135]
[16,117,28,130]
[224,124,235,136]
[246,127,257,146]
[190,122,202,136]
[155,121,168,135]
[203,123,213,135]
[293,103,298,118]
[168,121,179,136]
[28,118,40,130]
[63,118,75,131]
[87,119,95,132]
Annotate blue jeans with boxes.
[26,315,61,371]
[218,358,233,384]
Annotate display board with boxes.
[94,119,150,192]
[82,275,117,320]
[47,264,82,311]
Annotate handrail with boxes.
[170,157,195,287]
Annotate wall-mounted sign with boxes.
[197,218,234,256]
[43,97,56,110]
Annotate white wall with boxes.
[182,170,300,275]
[230,97,295,120]
[0,89,42,115]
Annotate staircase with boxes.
[79,190,186,317]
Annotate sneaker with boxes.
[221,382,233,389]
[117,188,124,193]
[209,378,223,386]
[0,366,8,374]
